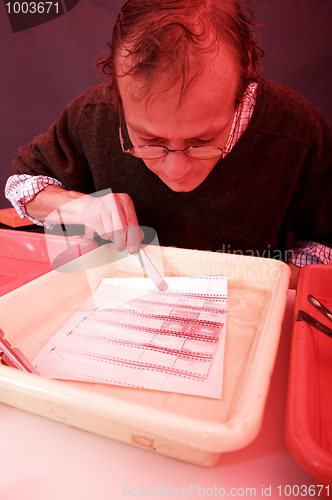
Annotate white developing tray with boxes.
[0,244,290,466]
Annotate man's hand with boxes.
[26,185,144,254]
[80,192,143,253]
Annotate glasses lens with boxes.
[129,146,223,160]
[185,147,223,159]
[131,146,168,159]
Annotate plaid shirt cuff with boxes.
[288,237,332,267]
[5,174,64,226]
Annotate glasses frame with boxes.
[118,114,224,161]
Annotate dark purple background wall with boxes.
[1,0,332,209]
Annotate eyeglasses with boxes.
[119,116,223,160]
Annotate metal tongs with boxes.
[137,246,168,291]
[0,328,38,373]
[297,294,332,338]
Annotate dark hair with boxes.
[96,0,264,108]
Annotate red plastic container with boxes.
[0,229,99,297]
[285,265,332,496]
[0,207,34,228]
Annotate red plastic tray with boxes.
[285,265,332,495]
[0,207,34,228]
[0,229,98,297]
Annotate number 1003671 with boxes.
[277,485,329,496]
[5,2,59,14]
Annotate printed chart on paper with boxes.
[33,276,227,399]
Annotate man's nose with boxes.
[162,151,193,179]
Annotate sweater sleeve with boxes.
[255,79,332,247]
[10,85,110,195]
[283,95,332,245]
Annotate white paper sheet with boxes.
[33,275,227,399]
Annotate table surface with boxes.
[0,290,316,500]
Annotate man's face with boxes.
[117,46,239,192]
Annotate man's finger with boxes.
[116,194,143,253]
[126,225,145,254]
[112,227,127,252]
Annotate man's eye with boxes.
[139,137,160,144]
[195,138,215,145]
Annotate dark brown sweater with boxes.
[12,77,332,258]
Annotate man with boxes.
[5,0,332,287]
